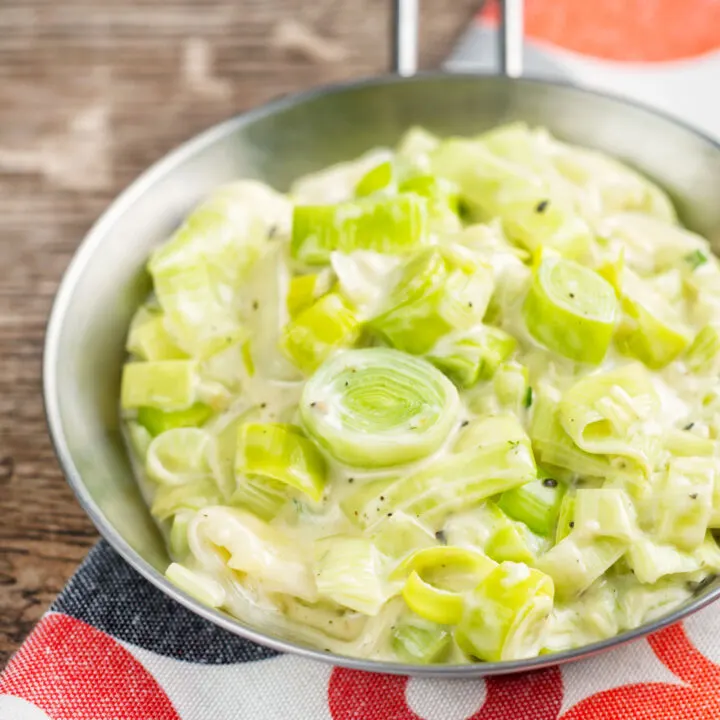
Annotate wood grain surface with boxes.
[0,0,479,667]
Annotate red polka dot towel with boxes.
[4,5,720,718]
[3,542,720,720]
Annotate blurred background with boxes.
[0,0,479,666]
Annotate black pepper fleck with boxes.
[260,403,267,409]
[542,477,558,488]
[569,521,575,528]
[685,422,695,430]
[435,530,447,544]
[461,420,470,428]
[690,493,699,499]
[535,199,549,213]
[310,402,317,408]
[569,293,575,299]
[348,477,354,483]
[387,512,393,517]
[252,300,259,310]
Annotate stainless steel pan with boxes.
[44,0,720,677]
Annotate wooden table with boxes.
[0,0,478,667]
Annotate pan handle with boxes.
[391,0,524,78]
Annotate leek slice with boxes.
[618,577,693,631]
[551,148,676,222]
[655,457,715,551]
[292,195,428,265]
[151,478,223,521]
[231,477,288,521]
[146,428,214,486]
[189,506,317,601]
[523,255,617,364]
[555,490,576,543]
[291,149,392,204]
[371,511,437,559]
[695,532,720,572]
[558,364,659,471]
[543,580,619,654]
[664,429,715,458]
[166,563,226,608]
[391,617,451,664]
[330,251,402,318]
[126,306,187,361]
[355,159,395,197]
[430,138,592,259]
[169,510,193,559]
[314,536,391,615]
[479,503,543,564]
[627,537,700,584]
[686,324,720,375]
[427,325,516,388]
[615,268,691,369]
[137,403,213,437]
[121,360,197,411]
[126,421,153,462]
[453,412,530,453]
[392,546,496,625]
[153,263,246,358]
[454,412,530,452]
[455,562,554,662]
[241,243,302,383]
[345,415,536,527]
[281,292,361,374]
[370,247,494,355]
[148,180,286,281]
[573,488,637,542]
[286,272,333,317]
[235,423,327,502]
[493,361,530,414]
[531,384,638,482]
[600,213,706,275]
[300,348,459,468]
[498,477,565,537]
[399,175,462,232]
[536,531,625,599]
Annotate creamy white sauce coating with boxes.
[122,137,720,663]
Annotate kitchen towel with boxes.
[3,1,720,717]
[3,541,720,719]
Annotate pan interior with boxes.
[45,74,720,675]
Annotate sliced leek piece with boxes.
[121,360,197,411]
[392,546,495,625]
[301,348,460,468]
[427,325,516,388]
[523,255,617,364]
[498,477,566,537]
[137,403,213,437]
[235,423,327,502]
[292,195,428,264]
[370,247,494,356]
[455,562,554,662]
[281,292,361,374]
[615,268,691,369]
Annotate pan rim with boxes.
[43,70,720,677]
